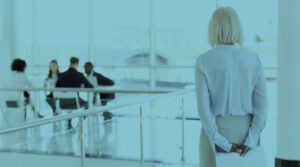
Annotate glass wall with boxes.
[3,1,279,166]
[13,0,277,86]
[93,0,150,84]
[38,0,89,67]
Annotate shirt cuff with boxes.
[214,133,232,152]
[244,129,260,149]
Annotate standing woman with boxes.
[44,60,59,116]
[195,7,268,167]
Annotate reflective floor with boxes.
[0,81,277,167]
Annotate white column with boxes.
[32,0,41,110]
[148,0,157,160]
[149,0,156,90]
[216,0,220,8]
[0,0,16,85]
[88,0,95,63]
[3,0,16,60]
[277,0,300,164]
[32,0,39,66]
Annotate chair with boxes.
[53,91,81,114]
[53,91,83,130]
[0,90,25,126]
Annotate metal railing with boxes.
[0,87,174,110]
[0,89,194,167]
[0,87,172,94]
[29,64,278,70]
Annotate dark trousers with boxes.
[101,101,112,121]
[92,93,114,121]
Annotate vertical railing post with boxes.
[87,92,93,109]
[95,92,100,156]
[80,116,85,167]
[139,106,144,167]
[96,112,100,156]
[181,97,185,162]
[149,99,156,159]
[20,91,24,121]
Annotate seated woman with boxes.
[44,60,60,116]
[7,59,44,119]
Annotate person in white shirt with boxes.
[43,60,59,116]
[7,59,44,119]
[195,7,268,167]
[84,62,115,121]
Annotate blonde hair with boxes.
[208,7,244,47]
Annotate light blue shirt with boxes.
[195,44,268,152]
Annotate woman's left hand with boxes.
[240,145,251,157]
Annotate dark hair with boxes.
[11,59,27,72]
[47,60,59,78]
[70,57,79,65]
[84,62,93,68]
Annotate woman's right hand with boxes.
[240,145,251,156]
[230,144,241,153]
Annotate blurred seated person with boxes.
[84,62,115,120]
[56,57,93,129]
[44,60,60,116]
[7,59,44,119]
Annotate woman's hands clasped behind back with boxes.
[240,145,251,156]
[215,144,251,157]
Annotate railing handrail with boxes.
[0,87,173,94]
[0,89,194,135]
[28,64,278,70]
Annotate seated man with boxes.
[56,57,93,129]
[84,62,115,121]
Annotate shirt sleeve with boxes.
[95,73,114,86]
[195,68,232,152]
[244,61,268,149]
[23,74,33,88]
[44,78,49,86]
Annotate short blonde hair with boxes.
[208,7,244,47]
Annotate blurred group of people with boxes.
[7,57,115,129]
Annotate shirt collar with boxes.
[87,71,94,77]
[215,43,240,49]
[68,67,77,72]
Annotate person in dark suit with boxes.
[84,62,115,120]
[56,57,93,129]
